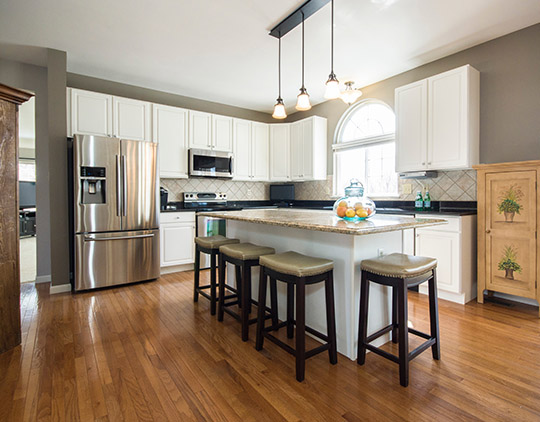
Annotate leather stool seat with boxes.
[220,243,275,260]
[259,251,333,277]
[361,253,437,279]
[195,235,239,250]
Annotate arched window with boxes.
[333,99,398,197]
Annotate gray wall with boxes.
[288,23,540,172]
[0,57,52,280]
[67,74,275,123]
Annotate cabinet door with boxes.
[269,124,291,181]
[395,80,427,172]
[416,229,460,293]
[212,115,233,152]
[233,119,252,180]
[71,89,112,137]
[160,223,195,266]
[113,96,151,141]
[189,110,212,150]
[251,122,269,181]
[485,170,537,299]
[428,67,468,169]
[302,119,314,180]
[153,104,188,178]
[290,121,303,180]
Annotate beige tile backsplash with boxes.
[161,170,477,202]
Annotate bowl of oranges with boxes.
[333,179,376,221]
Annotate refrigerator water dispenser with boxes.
[80,166,106,204]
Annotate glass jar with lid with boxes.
[333,179,376,221]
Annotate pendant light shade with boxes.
[272,35,287,119]
[296,14,311,111]
[324,0,340,99]
[340,81,362,105]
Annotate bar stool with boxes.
[194,235,239,315]
[218,243,276,341]
[357,253,440,387]
[255,251,337,382]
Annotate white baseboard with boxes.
[50,283,72,294]
[161,263,194,275]
[35,275,52,283]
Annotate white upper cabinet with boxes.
[289,116,327,181]
[233,119,252,180]
[270,124,291,181]
[395,65,479,172]
[70,88,112,137]
[290,121,303,180]
[152,104,188,179]
[212,115,233,151]
[189,110,212,149]
[251,122,269,181]
[113,96,151,141]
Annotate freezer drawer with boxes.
[75,229,160,291]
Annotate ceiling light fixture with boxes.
[272,35,287,119]
[324,0,340,99]
[340,81,362,105]
[296,13,312,111]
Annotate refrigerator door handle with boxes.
[84,233,155,242]
[121,155,127,217]
[116,155,122,216]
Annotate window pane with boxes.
[341,103,396,142]
[19,161,36,182]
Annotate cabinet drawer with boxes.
[415,215,460,232]
[160,212,196,224]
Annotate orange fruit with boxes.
[367,209,373,215]
[338,200,347,208]
[336,206,347,217]
[354,202,364,210]
[345,208,356,218]
[356,209,368,218]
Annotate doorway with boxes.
[18,96,36,283]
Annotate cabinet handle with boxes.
[428,162,432,165]
[421,162,426,165]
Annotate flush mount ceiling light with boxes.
[296,13,312,111]
[340,81,362,105]
[272,36,287,119]
[324,0,340,99]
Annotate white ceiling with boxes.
[1,0,539,114]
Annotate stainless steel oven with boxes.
[189,149,233,178]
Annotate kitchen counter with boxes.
[198,208,447,235]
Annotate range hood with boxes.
[399,171,438,179]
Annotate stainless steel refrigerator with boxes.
[72,134,160,291]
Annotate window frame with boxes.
[332,99,398,198]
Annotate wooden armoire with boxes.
[0,83,32,354]
[475,161,540,316]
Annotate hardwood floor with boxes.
[1,272,540,421]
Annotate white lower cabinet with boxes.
[415,214,477,304]
[160,212,196,267]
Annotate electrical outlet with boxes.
[377,248,385,257]
[402,184,412,194]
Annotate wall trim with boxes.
[50,283,72,295]
[35,275,52,284]
[161,263,193,275]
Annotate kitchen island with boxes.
[198,209,446,360]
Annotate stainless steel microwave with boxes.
[189,149,234,178]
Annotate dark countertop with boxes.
[160,200,477,216]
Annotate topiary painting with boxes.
[498,245,522,280]
[497,184,524,222]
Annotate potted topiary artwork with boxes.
[498,245,522,280]
[497,184,524,222]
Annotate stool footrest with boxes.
[366,324,394,344]
[265,333,331,360]
[198,291,212,301]
[408,328,431,340]
[365,344,400,364]
[409,338,436,361]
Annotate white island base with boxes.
[225,219,408,360]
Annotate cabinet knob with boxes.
[486,229,491,233]
[422,162,426,165]
[428,162,432,165]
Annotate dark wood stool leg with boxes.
[255,267,268,351]
[295,278,306,382]
[357,270,370,365]
[392,285,398,344]
[247,273,253,315]
[236,265,242,309]
[193,245,200,302]
[324,270,338,365]
[270,277,279,330]
[217,254,226,322]
[241,262,251,341]
[397,280,409,387]
[210,251,218,316]
[286,283,294,339]
[428,269,441,360]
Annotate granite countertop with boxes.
[197,208,447,236]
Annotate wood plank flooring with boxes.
[1,271,540,421]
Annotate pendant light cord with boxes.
[301,12,305,89]
[330,0,334,74]
[278,35,282,98]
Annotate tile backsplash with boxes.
[161,170,477,203]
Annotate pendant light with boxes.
[340,81,362,105]
[272,35,287,119]
[296,13,311,111]
[324,0,340,99]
